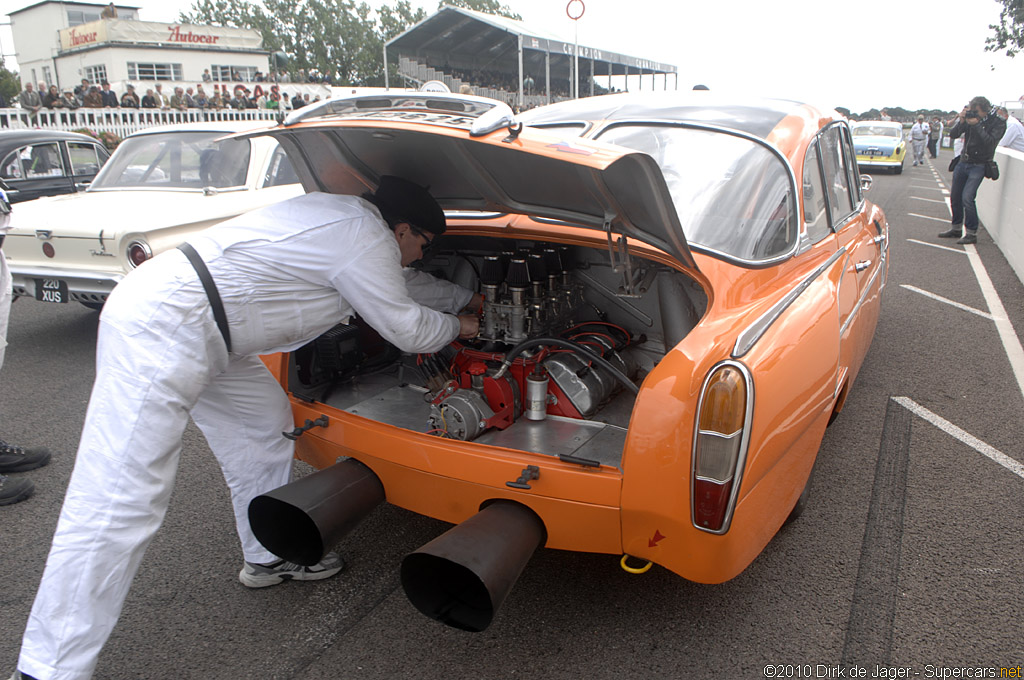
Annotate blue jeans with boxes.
[950,161,986,232]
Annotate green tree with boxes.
[181,0,425,86]
[986,0,1024,57]
[0,57,20,105]
[439,0,522,21]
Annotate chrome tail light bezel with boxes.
[691,359,755,535]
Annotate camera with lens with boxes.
[965,110,980,120]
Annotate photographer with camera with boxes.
[938,96,1007,245]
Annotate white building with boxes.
[9,0,271,94]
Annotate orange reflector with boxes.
[698,366,746,434]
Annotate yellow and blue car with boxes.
[851,120,906,174]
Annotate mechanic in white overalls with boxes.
[15,177,480,680]
[0,180,52,506]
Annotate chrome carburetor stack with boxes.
[478,247,584,343]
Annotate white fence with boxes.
[977,146,1024,284]
[0,107,282,138]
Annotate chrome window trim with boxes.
[732,247,847,358]
[690,359,755,535]
[819,121,863,231]
[590,119,803,268]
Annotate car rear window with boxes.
[596,123,798,263]
[90,132,251,190]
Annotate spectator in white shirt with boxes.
[995,107,1024,153]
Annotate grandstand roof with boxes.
[386,5,677,78]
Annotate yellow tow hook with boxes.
[619,554,652,574]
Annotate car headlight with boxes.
[691,361,753,534]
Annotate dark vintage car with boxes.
[0,129,111,203]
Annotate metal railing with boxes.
[0,107,282,137]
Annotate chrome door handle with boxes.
[873,235,886,245]
[854,260,872,273]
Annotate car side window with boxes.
[1,150,23,179]
[25,143,66,178]
[1,144,65,180]
[820,127,854,227]
[840,127,862,206]
[68,143,109,177]
[802,140,831,244]
[263,147,300,187]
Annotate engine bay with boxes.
[287,234,707,468]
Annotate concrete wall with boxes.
[977,147,1024,284]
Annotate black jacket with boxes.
[949,112,1007,164]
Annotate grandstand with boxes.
[384,6,677,110]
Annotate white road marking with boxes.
[900,285,994,320]
[963,244,1024,399]
[910,185,943,191]
[894,397,1024,480]
[911,196,947,204]
[906,238,967,254]
[907,213,950,223]
[935,182,1024,400]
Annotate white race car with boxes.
[5,121,304,310]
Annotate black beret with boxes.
[373,176,446,236]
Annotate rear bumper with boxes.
[856,157,902,167]
[11,264,121,305]
[289,400,625,556]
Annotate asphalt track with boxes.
[2,155,1023,679]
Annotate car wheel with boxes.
[784,466,814,526]
[894,163,903,175]
[79,301,104,312]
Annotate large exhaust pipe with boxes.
[400,500,546,632]
[248,458,385,566]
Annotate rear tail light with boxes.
[126,240,152,268]
[692,361,753,534]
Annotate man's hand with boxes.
[463,293,484,315]
[457,314,480,339]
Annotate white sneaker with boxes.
[238,552,344,588]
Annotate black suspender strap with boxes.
[177,242,232,353]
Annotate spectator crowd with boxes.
[9,79,324,115]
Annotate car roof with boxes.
[0,129,102,152]
[518,92,835,140]
[852,120,902,127]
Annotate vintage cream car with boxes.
[5,121,303,309]
[241,92,887,632]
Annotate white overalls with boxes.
[19,192,471,680]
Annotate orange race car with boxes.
[243,91,889,632]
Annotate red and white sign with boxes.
[60,19,261,52]
[167,26,221,45]
[566,0,585,20]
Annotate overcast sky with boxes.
[4,0,1023,113]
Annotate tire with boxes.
[79,301,105,312]
[783,463,815,526]
[894,163,903,175]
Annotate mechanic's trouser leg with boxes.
[190,356,295,565]
[19,307,221,680]
[0,253,12,370]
